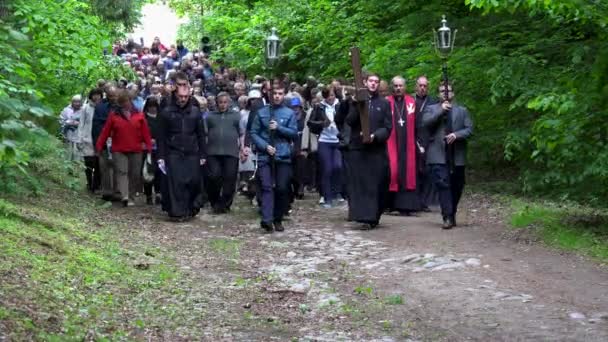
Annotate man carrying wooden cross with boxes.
[343,55,392,228]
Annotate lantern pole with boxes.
[265,27,281,188]
[433,15,457,102]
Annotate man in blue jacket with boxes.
[250,83,298,232]
[92,85,118,201]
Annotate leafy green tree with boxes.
[0,0,140,174]
[171,0,608,203]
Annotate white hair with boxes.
[391,75,406,85]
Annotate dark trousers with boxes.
[450,166,466,215]
[98,152,115,197]
[291,154,307,199]
[206,155,239,211]
[429,164,466,218]
[303,152,318,191]
[258,162,292,223]
[143,152,162,199]
[318,142,342,203]
[429,164,453,218]
[83,156,100,192]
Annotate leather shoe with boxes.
[273,221,285,232]
[261,221,273,233]
[442,216,454,229]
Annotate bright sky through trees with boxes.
[130,3,185,47]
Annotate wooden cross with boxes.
[349,47,371,143]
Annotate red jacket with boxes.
[96,110,152,154]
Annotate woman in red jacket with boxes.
[96,90,152,207]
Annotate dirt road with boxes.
[121,192,608,341]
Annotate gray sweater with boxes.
[205,109,241,158]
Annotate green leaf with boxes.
[9,29,29,41]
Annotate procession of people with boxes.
[60,37,473,231]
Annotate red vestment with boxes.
[386,95,417,192]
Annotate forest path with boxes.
[118,192,608,341]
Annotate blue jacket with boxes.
[250,104,297,164]
[92,100,112,149]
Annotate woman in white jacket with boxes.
[78,88,104,193]
[306,87,343,207]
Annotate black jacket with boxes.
[345,93,392,151]
[92,100,116,150]
[158,97,207,160]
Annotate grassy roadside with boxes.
[0,136,182,340]
[509,199,608,261]
[470,181,608,262]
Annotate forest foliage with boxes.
[172,0,608,204]
[0,0,145,176]
[1,0,607,204]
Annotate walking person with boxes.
[288,96,307,201]
[307,86,343,208]
[96,90,153,207]
[238,95,257,201]
[157,83,207,221]
[60,95,84,161]
[142,97,162,205]
[386,76,421,215]
[93,86,119,201]
[250,83,298,232]
[343,73,392,229]
[205,92,241,214]
[78,88,104,193]
[414,76,439,210]
[423,82,473,229]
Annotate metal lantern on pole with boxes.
[264,27,281,188]
[265,27,281,66]
[433,15,457,100]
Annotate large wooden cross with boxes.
[349,47,371,143]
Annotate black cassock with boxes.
[158,96,206,218]
[415,94,439,207]
[344,93,392,225]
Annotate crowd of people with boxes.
[59,36,473,231]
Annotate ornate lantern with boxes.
[265,27,281,65]
[434,15,457,58]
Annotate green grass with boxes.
[0,136,189,340]
[0,194,182,340]
[208,237,242,259]
[354,285,374,296]
[384,294,405,305]
[510,199,608,261]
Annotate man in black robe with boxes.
[414,76,439,211]
[344,73,392,229]
[157,84,207,221]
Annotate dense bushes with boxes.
[0,0,141,179]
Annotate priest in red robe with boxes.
[386,76,421,214]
